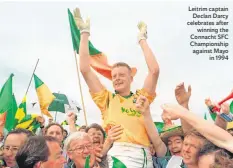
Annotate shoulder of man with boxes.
[99,155,109,168]
[0,158,6,167]
[152,156,172,168]
[65,161,76,168]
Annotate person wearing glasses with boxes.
[0,128,33,168]
[64,132,98,168]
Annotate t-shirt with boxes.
[91,88,155,147]
[153,156,187,168]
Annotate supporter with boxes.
[45,123,64,145]
[16,136,49,168]
[64,132,96,168]
[1,128,33,168]
[198,142,233,168]
[154,129,207,168]
[40,136,66,168]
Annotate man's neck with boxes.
[74,161,82,168]
[118,91,131,97]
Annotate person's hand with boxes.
[149,144,155,156]
[73,8,90,34]
[66,111,76,125]
[36,116,45,127]
[106,125,123,144]
[137,21,147,43]
[135,95,150,116]
[94,144,103,163]
[161,103,188,121]
[220,103,230,115]
[205,98,213,107]
[175,82,191,107]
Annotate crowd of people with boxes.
[0,7,233,168]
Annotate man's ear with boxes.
[34,161,42,168]
[67,151,73,160]
[130,75,133,83]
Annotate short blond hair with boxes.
[112,62,131,72]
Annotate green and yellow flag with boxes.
[5,94,17,131]
[15,114,40,133]
[33,74,55,118]
[68,9,137,80]
[0,74,14,128]
[15,96,27,123]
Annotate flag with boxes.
[204,112,207,120]
[15,96,27,124]
[154,122,165,134]
[84,155,90,168]
[0,74,14,127]
[33,74,55,117]
[230,101,233,114]
[112,156,127,168]
[15,114,40,133]
[48,93,81,113]
[67,9,137,80]
[84,155,126,168]
[5,94,17,131]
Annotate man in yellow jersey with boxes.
[74,8,166,167]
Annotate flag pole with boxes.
[25,59,40,95]
[54,91,60,122]
[25,59,43,117]
[74,52,88,126]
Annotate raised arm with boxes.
[136,95,167,157]
[74,8,103,93]
[175,82,192,133]
[137,22,159,94]
[162,103,233,153]
[214,103,229,130]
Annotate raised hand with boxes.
[66,111,76,125]
[175,82,191,107]
[73,8,90,34]
[137,21,148,43]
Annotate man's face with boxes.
[46,125,63,144]
[111,66,132,94]
[87,128,104,147]
[198,154,215,168]
[49,118,53,124]
[67,136,94,167]
[41,141,66,168]
[3,133,27,167]
[167,135,183,156]
[181,135,204,166]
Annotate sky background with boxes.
[0,1,233,126]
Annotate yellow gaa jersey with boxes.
[91,89,155,147]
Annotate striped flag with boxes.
[68,9,137,80]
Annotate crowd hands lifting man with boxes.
[1,7,233,168]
